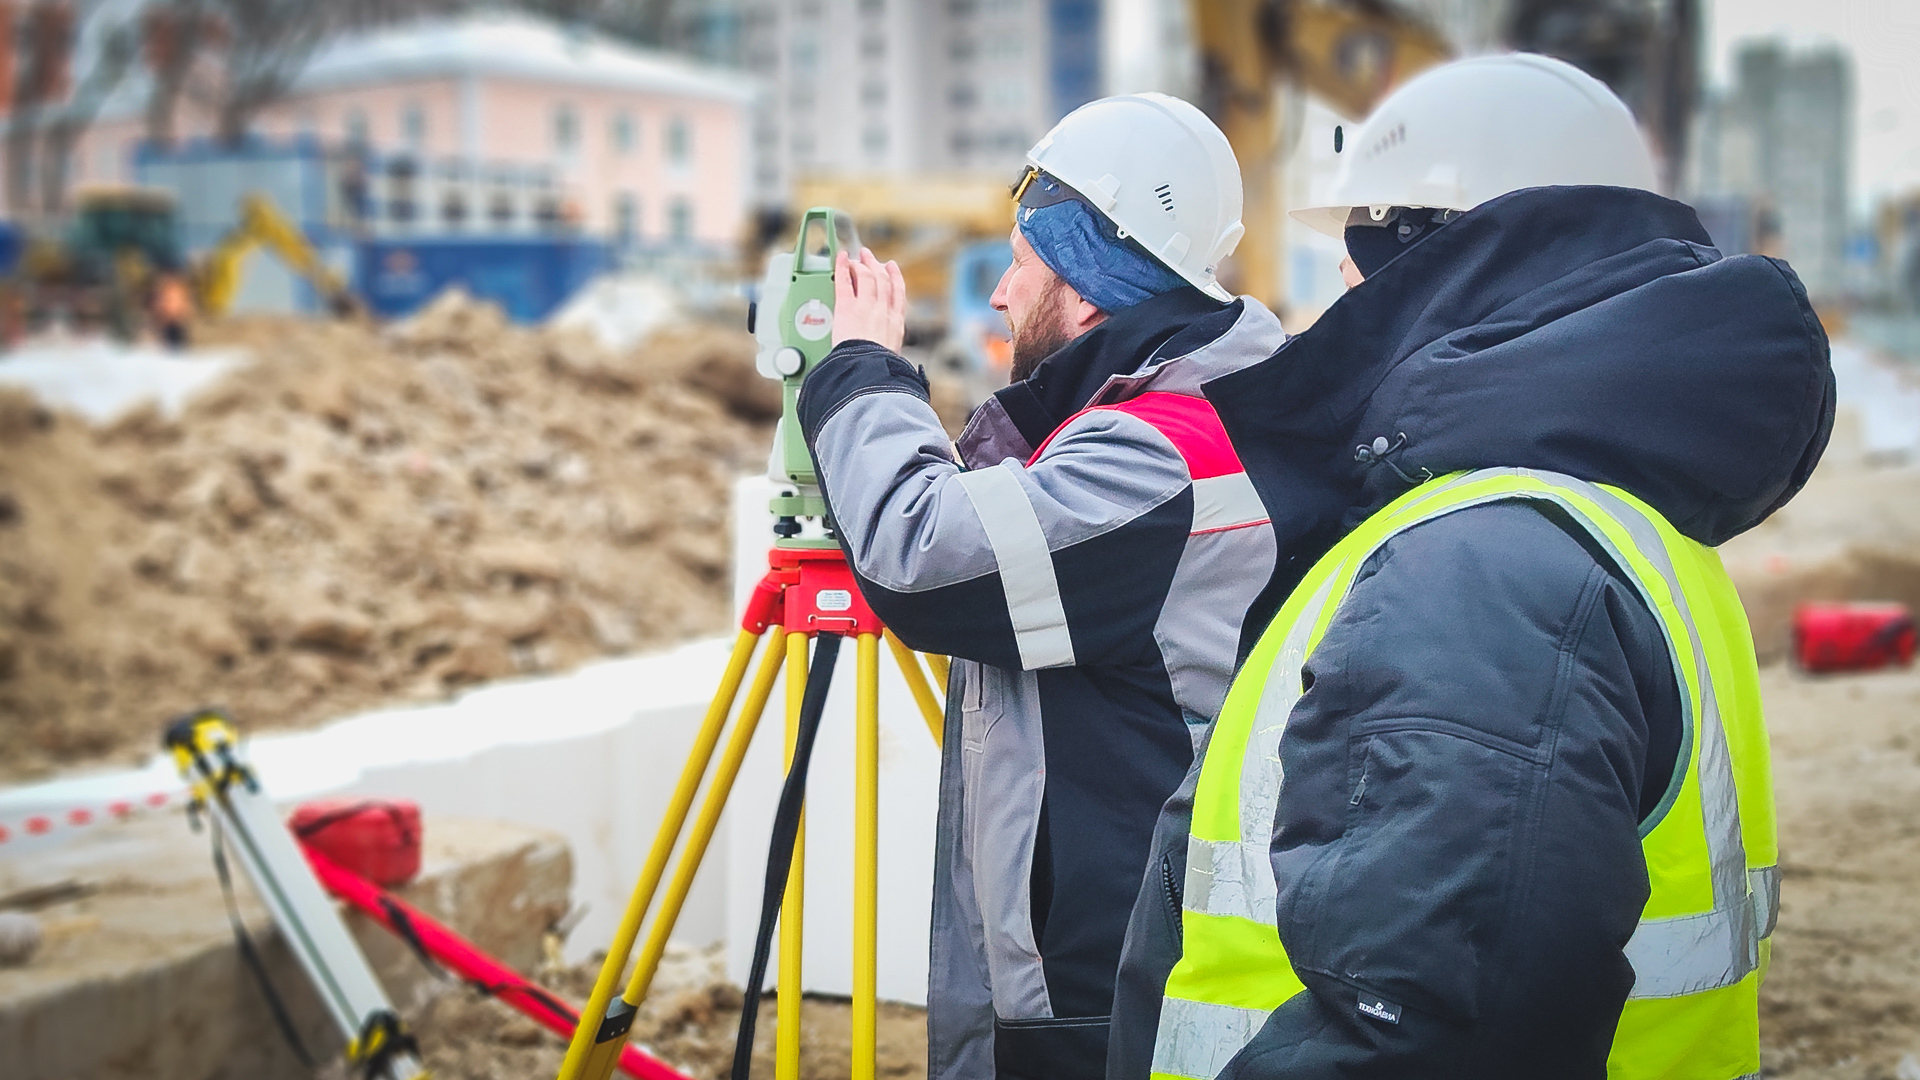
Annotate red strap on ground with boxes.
[304,847,695,1080]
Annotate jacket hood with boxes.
[1208,185,1835,568]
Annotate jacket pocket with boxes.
[993,1015,1110,1080]
[1160,850,1184,945]
[1277,725,1536,1024]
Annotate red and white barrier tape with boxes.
[0,788,185,845]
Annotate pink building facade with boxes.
[67,13,753,250]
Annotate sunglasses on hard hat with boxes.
[1009,165,1089,213]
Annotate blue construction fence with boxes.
[356,237,608,324]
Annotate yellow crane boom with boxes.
[1193,0,1452,305]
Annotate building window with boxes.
[860,35,886,59]
[386,159,418,224]
[554,103,579,155]
[442,189,468,227]
[610,111,636,154]
[863,128,889,154]
[793,37,819,72]
[950,38,977,61]
[987,38,1024,61]
[490,188,516,226]
[861,82,887,108]
[345,108,370,146]
[668,198,693,242]
[859,0,885,11]
[666,117,691,165]
[950,84,977,108]
[401,102,427,150]
[613,192,638,242]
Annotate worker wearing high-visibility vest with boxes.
[1105,55,1836,1079]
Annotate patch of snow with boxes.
[0,341,249,423]
[548,274,686,352]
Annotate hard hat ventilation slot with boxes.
[1154,183,1175,214]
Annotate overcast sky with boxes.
[1706,0,1920,212]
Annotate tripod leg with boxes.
[777,631,809,1080]
[853,633,881,1080]
[558,628,764,1080]
[923,651,950,689]
[579,636,786,1080]
[883,629,944,748]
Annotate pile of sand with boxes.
[0,293,780,779]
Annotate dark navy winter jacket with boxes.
[1107,186,1833,1079]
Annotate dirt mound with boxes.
[0,293,773,779]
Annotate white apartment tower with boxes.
[742,0,1102,204]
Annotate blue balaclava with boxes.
[1015,170,1187,312]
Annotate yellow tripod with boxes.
[556,545,946,1080]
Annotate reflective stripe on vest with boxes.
[1151,468,1778,1080]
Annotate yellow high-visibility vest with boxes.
[1153,468,1778,1080]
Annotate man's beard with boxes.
[1008,282,1076,383]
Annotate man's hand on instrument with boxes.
[832,247,907,351]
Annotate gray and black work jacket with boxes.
[796,287,1287,1080]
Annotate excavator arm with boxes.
[1191,0,1450,305]
[199,194,359,318]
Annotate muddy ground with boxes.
[1760,664,1920,1079]
[415,943,926,1080]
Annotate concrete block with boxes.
[0,813,569,1080]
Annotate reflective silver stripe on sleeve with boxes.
[1152,996,1270,1079]
[1753,865,1779,938]
[1190,472,1270,533]
[1623,891,1760,998]
[1184,835,1275,921]
[956,462,1077,670]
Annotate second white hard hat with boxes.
[1292,53,1659,238]
[1026,92,1245,302]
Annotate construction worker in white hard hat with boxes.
[797,93,1286,1079]
[1105,53,1834,1079]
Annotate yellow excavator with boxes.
[1191,0,1454,306]
[198,192,359,319]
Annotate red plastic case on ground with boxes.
[288,798,423,887]
[1792,602,1917,673]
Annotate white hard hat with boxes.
[1292,53,1658,238]
[1025,92,1245,302]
